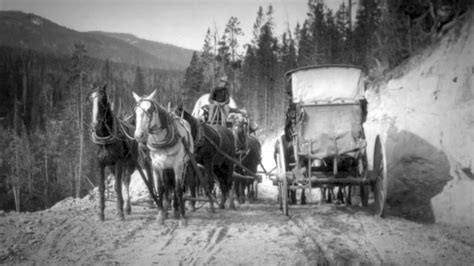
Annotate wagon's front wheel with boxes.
[373,136,387,217]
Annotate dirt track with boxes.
[1,177,473,265]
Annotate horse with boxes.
[133,90,193,225]
[90,84,138,221]
[228,112,261,203]
[175,105,236,210]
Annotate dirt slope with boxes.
[1,175,473,265]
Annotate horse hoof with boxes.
[179,219,188,227]
[230,204,236,210]
[156,215,165,225]
[219,204,225,209]
[174,211,180,219]
[98,213,105,222]
[125,208,132,215]
[116,213,125,221]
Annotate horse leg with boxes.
[201,167,215,212]
[174,164,187,226]
[229,180,236,210]
[346,186,352,205]
[154,169,167,225]
[122,166,132,215]
[98,165,106,221]
[115,163,125,221]
[300,188,307,205]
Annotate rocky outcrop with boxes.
[364,9,474,226]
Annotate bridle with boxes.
[90,91,123,145]
[233,114,250,159]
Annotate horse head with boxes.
[132,90,158,143]
[228,111,249,145]
[90,84,112,131]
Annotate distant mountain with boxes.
[0,11,194,70]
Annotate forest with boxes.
[0,0,468,211]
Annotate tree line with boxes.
[181,0,469,137]
[0,45,183,211]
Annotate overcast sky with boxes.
[0,0,350,50]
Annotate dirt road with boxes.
[1,177,473,265]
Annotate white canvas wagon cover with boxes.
[289,65,364,103]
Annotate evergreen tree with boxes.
[308,0,327,64]
[335,2,352,63]
[133,66,145,95]
[70,42,89,199]
[200,28,216,89]
[183,51,204,110]
[183,52,204,93]
[224,16,244,63]
[297,21,313,67]
[252,6,265,48]
[353,0,382,71]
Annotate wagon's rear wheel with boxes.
[373,136,387,217]
[276,136,289,216]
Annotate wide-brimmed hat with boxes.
[219,75,229,85]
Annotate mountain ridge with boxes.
[0,11,194,70]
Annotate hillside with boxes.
[0,11,193,70]
[90,32,194,70]
[364,9,474,227]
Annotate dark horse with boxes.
[133,90,193,225]
[90,84,138,221]
[175,106,236,209]
[228,112,261,203]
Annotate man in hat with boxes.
[207,75,237,125]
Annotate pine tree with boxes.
[297,21,313,67]
[252,6,265,48]
[256,4,278,130]
[133,66,145,95]
[335,2,352,63]
[183,52,204,110]
[353,0,382,71]
[308,0,327,64]
[70,42,88,199]
[224,16,244,63]
[201,28,216,90]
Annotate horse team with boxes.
[90,84,261,225]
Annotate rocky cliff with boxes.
[364,9,474,227]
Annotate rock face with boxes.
[364,11,474,226]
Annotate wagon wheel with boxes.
[276,136,289,216]
[372,136,387,217]
[358,154,369,207]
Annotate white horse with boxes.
[133,90,193,225]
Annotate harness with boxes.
[135,99,182,150]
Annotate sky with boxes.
[0,0,351,50]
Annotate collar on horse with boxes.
[135,99,181,150]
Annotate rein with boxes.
[136,99,180,150]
